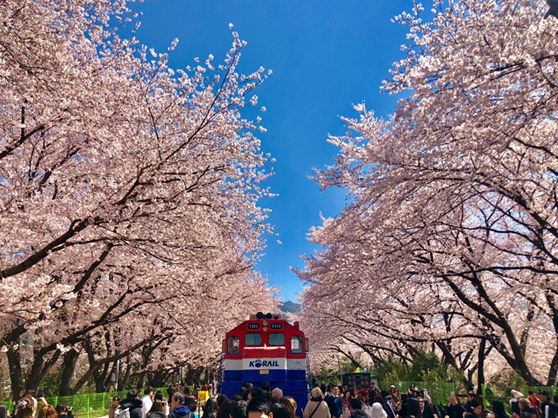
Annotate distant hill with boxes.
[279,300,302,314]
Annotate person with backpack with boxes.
[119,390,144,418]
[537,391,557,418]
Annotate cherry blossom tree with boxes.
[300,0,558,386]
[1,0,276,394]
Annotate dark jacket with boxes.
[326,396,343,418]
[400,398,421,418]
[421,402,435,418]
[120,398,144,418]
[540,402,557,418]
[447,404,465,418]
[432,404,447,418]
[170,406,195,418]
[384,402,396,418]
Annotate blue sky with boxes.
[128,0,420,301]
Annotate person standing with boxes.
[348,400,368,418]
[382,396,396,418]
[510,391,524,418]
[170,393,195,418]
[120,390,144,418]
[388,388,398,404]
[537,391,556,418]
[327,387,343,418]
[356,391,371,418]
[247,397,272,418]
[304,388,331,418]
[110,397,121,418]
[142,388,154,418]
[148,401,168,418]
[447,395,465,418]
[528,392,540,414]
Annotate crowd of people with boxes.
[106,382,300,418]
[113,382,557,418]
[3,389,73,418]
[307,384,558,418]
[1,383,556,418]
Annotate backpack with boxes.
[115,407,130,418]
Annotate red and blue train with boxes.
[218,312,311,413]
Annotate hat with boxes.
[390,385,396,389]
[311,387,323,399]
[358,389,368,398]
[511,390,524,399]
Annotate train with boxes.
[217,312,311,414]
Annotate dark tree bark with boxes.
[120,356,132,390]
[60,349,80,396]
[7,346,23,400]
[476,338,487,396]
[546,292,558,386]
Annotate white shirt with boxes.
[141,395,153,418]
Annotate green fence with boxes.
[1,387,169,418]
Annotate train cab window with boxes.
[245,333,262,346]
[291,336,303,353]
[228,336,240,354]
[268,333,285,346]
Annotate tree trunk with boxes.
[96,362,111,393]
[7,346,23,400]
[104,361,118,392]
[120,356,132,391]
[477,338,486,396]
[60,349,80,396]
[137,372,146,390]
[71,361,101,395]
[546,292,558,386]
[27,348,45,391]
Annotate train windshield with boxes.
[268,333,285,346]
[228,336,240,354]
[291,336,303,353]
[245,333,262,346]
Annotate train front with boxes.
[219,313,309,413]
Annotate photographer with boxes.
[447,394,465,418]
[397,394,420,418]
